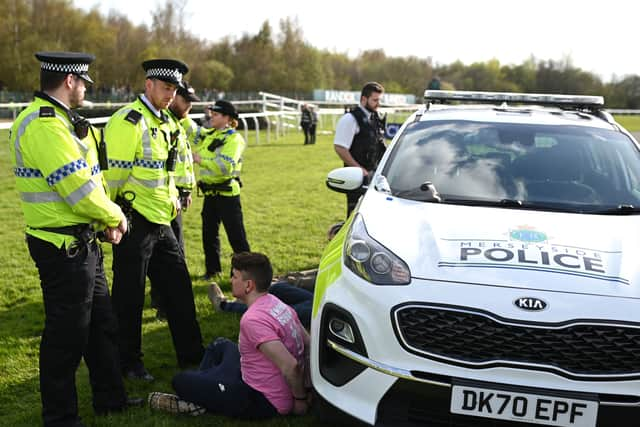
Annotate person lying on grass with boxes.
[204,221,345,330]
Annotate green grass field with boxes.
[0,126,346,427]
[612,114,640,132]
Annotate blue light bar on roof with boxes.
[424,90,604,108]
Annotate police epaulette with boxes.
[39,106,55,118]
[225,129,236,135]
[124,110,143,125]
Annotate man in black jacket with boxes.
[300,104,312,145]
[333,82,386,217]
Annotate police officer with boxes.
[167,80,199,250]
[150,80,199,320]
[177,82,208,148]
[104,59,204,381]
[333,81,387,217]
[192,100,250,279]
[9,51,141,427]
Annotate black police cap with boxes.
[142,59,189,85]
[177,81,200,102]
[35,51,95,84]
[207,100,238,119]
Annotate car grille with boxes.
[393,304,640,380]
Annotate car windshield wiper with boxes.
[393,181,442,202]
[499,198,523,207]
[589,204,640,215]
[441,197,525,208]
[440,197,578,212]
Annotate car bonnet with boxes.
[359,191,640,299]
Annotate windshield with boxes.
[384,120,640,210]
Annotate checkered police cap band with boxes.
[146,67,183,83]
[40,62,89,74]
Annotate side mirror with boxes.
[326,167,365,193]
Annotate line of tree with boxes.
[1,0,639,107]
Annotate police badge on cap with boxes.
[142,59,189,86]
[35,51,95,84]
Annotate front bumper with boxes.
[321,338,640,427]
[310,272,640,426]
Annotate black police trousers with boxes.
[150,211,184,312]
[171,210,185,253]
[27,235,126,427]
[201,194,250,275]
[111,210,203,371]
[301,123,312,145]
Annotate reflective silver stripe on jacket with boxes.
[174,176,195,185]
[139,116,153,160]
[20,191,63,203]
[116,107,153,160]
[129,175,167,188]
[20,180,97,206]
[214,157,229,175]
[13,111,40,167]
[107,179,126,189]
[64,180,97,206]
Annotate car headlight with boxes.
[344,214,411,285]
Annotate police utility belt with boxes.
[197,177,242,196]
[33,224,99,257]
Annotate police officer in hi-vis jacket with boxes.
[150,80,199,320]
[9,51,142,427]
[192,100,250,280]
[104,59,204,382]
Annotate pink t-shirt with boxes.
[239,293,306,414]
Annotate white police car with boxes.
[311,91,640,427]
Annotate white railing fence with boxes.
[5,93,639,143]
[0,93,422,143]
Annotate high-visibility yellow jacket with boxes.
[167,110,195,193]
[103,96,179,225]
[9,95,122,248]
[180,116,206,149]
[195,127,245,197]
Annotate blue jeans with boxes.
[172,338,277,418]
[220,281,312,328]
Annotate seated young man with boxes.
[149,252,311,418]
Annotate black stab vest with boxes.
[348,107,385,171]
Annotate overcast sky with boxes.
[77,0,637,82]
